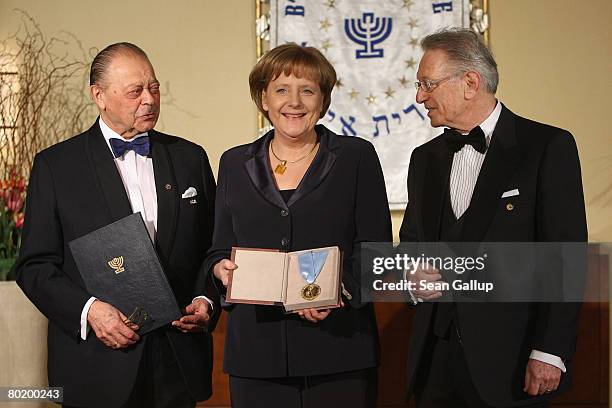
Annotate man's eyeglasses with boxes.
[414,75,455,93]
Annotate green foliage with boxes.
[0,170,25,279]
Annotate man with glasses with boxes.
[399,28,586,407]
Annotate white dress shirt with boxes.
[80,117,211,340]
[449,101,501,218]
[100,117,158,240]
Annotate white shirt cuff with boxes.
[80,296,97,340]
[193,295,214,311]
[341,283,352,300]
[530,350,567,373]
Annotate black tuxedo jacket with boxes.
[204,125,392,378]
[15,120,219,407]
[399,104,587,407]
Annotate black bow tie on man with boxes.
[444,126,487,154]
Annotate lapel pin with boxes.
[165,183,172,191]
[506,203,514,211]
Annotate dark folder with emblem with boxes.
[68,213,181,334]
[227,246,342,312]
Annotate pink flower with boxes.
[6,191,24,213]
[14,212,24,229]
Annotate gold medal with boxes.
[301,283,321,301]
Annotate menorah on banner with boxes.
[344,12,393,59]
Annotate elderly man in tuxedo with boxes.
[15,42,218,408]
[400,28,587,407]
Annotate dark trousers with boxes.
[65,330,194,408]
[123,330,195,408]
[229,368,377,408]
[415,325,548,408]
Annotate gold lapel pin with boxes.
[506,203,514,211]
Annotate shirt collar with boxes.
[479,100,502,143]
[98,116,149,158]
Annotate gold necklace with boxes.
[270,140,318,175]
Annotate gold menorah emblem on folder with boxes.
[108,256,125,274]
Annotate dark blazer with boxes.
[399,104,587,407]
[205,124,392,378]
[14,120,219,407]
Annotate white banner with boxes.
[270,0,469,209]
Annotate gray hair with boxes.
[90,42,149,86]
[421,28,498,94]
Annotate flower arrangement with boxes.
[0,11,96,280]
[0,170,25,279]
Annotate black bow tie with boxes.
[444,126,487,154]
[110,136,150,158]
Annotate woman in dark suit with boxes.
[205,43,392,408]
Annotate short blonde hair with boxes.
[249,43,337,120]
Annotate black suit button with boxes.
[280,209,289,217]
[281,238,290,247]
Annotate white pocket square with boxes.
[501,188,519,198]
[181,187,197,199]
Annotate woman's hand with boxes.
[213,259,238,287]
[298,308,331,323]
[297,299,344,323]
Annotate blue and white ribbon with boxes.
[298,250,329,284]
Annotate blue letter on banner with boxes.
[285,5,305,16]
[432,2,453,13]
